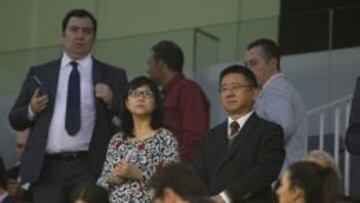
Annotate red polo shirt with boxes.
[163,74,210,163]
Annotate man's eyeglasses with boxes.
[219,84,254,93]
[128,90,154,98]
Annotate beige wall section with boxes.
[96,0,239,39]
[0,2,33,52]
[236,0,280,58]
[0,0,239,52]
[0,0,280,71]
[33,0,97,48]
[196,0,281,65]
[239,0,280,20]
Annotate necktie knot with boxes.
[70,61,78,70]
[229,121,240,139]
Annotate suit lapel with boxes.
[218,113,258,167]
[215,122,229,160]
[42,60,61,101]
[34,60,61,116]
[92,58,106,84]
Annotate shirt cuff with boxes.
[28,104,35,121]
[220,191,232,203]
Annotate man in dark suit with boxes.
[346,76,360,155]
[193,65,285,203]
[8,9,127,203]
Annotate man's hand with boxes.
[30,88,49,114]
[95,83,113,108]
[7,179,24,199]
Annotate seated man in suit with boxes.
[193,65,285,203]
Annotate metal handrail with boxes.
[307,94,353,116]
[306,94,353,195]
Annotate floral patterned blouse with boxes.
[97,128,179,203]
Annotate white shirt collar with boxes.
[61,52,92,69]
[262,73,283,89]
[227,110,254,134]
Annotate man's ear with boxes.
[158,59,167,71]
[252,87,260,101]
[268,58,279,72]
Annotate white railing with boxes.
[306,94,353,195]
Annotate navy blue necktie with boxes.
[65,61,81,135]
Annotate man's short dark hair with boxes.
[149,163,206,202]
[151,40,184,73]
[219,64,258,87]
[62,9,97,35]
[247,38,280,70]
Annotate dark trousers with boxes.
[32,155,93,203]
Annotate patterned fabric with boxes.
[97,128,179,203]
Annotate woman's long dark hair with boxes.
[119,76,164,138]
[287,161,339,203]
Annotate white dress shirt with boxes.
[227,111,254,137]
[45,53,95,153]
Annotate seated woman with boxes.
[97,76,179,203]
[276,161,339,203]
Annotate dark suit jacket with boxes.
[193,113,285,203]
[346,76,360,155]
[8,58,127,183]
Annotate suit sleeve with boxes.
[226,124,285,201]
[346,76,360,155]
[9,67,36,130]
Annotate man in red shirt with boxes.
[147,40,210,164]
